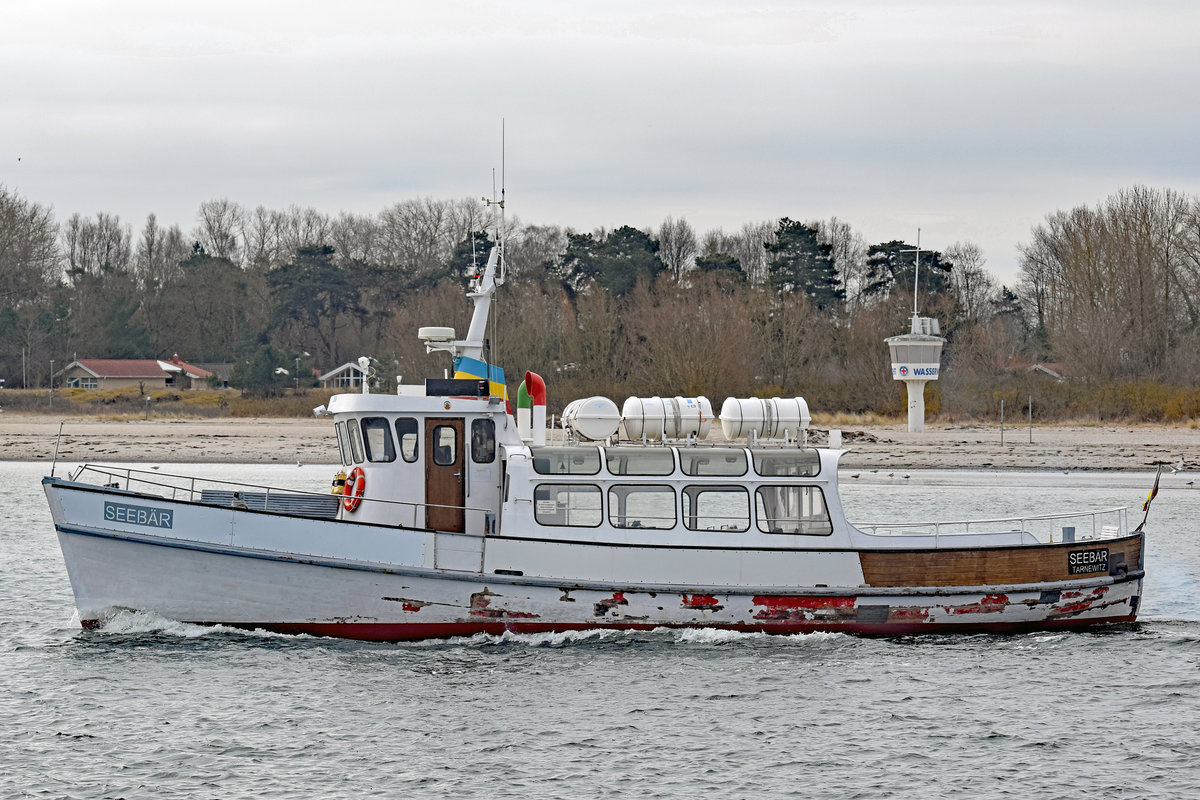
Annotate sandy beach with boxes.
[4,412,1199,472]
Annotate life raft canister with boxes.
[331,470,347,495]
[343,466,366,512]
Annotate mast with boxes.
[419,123,508,398]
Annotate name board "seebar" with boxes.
[104,501,174,529]
[1067,547,1108,575]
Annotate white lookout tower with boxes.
[885,230,945,433]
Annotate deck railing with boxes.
[855,506,1129,545]
[66,463,490,522]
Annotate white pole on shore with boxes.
[1000,399,1005,446]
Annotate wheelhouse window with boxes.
[395,418,418,462]
[432,425,458,466]
[335,421,351,466]
[534,484,602,527]
[605,447,675,476]
[471,419,496,463]
[752,449,821,477]
[679,448,748,477]
[361,417,396,463]
[609,484,676,529]
[756,486,832,535]
[530,446,601,475]
[682,485,750,532]
[347,418,365,464]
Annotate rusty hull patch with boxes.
[752,595,856,623]
[382,596,430,613]
[682,594,723,612]
[594,592,629,617]
[945,593,1010,615]
[1049,585,1111,617]
[468,587,539,619]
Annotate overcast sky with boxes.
[4,1,1198,285]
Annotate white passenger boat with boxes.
[43,244,1145,639]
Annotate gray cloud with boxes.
[3,1,1199,286]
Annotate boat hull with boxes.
[55,523,1143,640]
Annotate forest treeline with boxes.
[3,184,1200,420]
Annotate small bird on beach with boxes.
[1171,457,1185,474]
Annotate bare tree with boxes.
[657,216,697,280]
[815,217,868,318]
[60,212,132,277]
[193,198,245,263]
[944,241,995,324]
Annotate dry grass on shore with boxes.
[0,387,341,419]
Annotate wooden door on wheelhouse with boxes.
[425,418,465,532]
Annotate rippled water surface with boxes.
[5,462,1200,798]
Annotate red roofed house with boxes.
[57,356,214,391]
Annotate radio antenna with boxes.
[900,228,922,333]
[483,119,506,285]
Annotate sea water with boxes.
[3,461,1199,799]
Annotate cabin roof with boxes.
[63,359,171,379]
[320,362,367,381]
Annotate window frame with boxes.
[347,418,365,464]
[471,418,496,464]
[432,424,458,466]
[530,446,602,475]
[534,483,603,528]
[681,484,751,532]
[755,484,833,536]
[607,483,677,530]
[361,416,396,463]
[334,421,351,466]
[679,448,749,477]
[394,417,419,463]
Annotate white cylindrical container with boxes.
[719,397,765,440]
[562,396,622,441]
[720,396,810,441]
[621,396,666,441]
[666,396,713,440]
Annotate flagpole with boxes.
[1134,465,1162,532]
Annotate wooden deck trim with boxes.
[859,533,1143,587]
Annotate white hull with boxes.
[48,480,1144,639]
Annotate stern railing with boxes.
[855,506,1129,546]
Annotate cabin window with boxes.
[534,483,602,527]
[395,418,418,462]
[361,417,396,463]
[679,448,748,477]
[471,419,496,463]
[752,449,821,477]
[432,425,458,466]
[335,421,351,466]
[530,446,601,475]
[682,485,750,532]
[605,447,675,476]
[609,485,676,529]
[347,418,365,464]
[756,486,833,535]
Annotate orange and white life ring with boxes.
[343,466,366,512]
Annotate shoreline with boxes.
[3,412,1199,471]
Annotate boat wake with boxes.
[81,609,305,640]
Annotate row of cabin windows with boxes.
[533,483,833,536]
[335,417,496,466]
[529,446,821,478]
